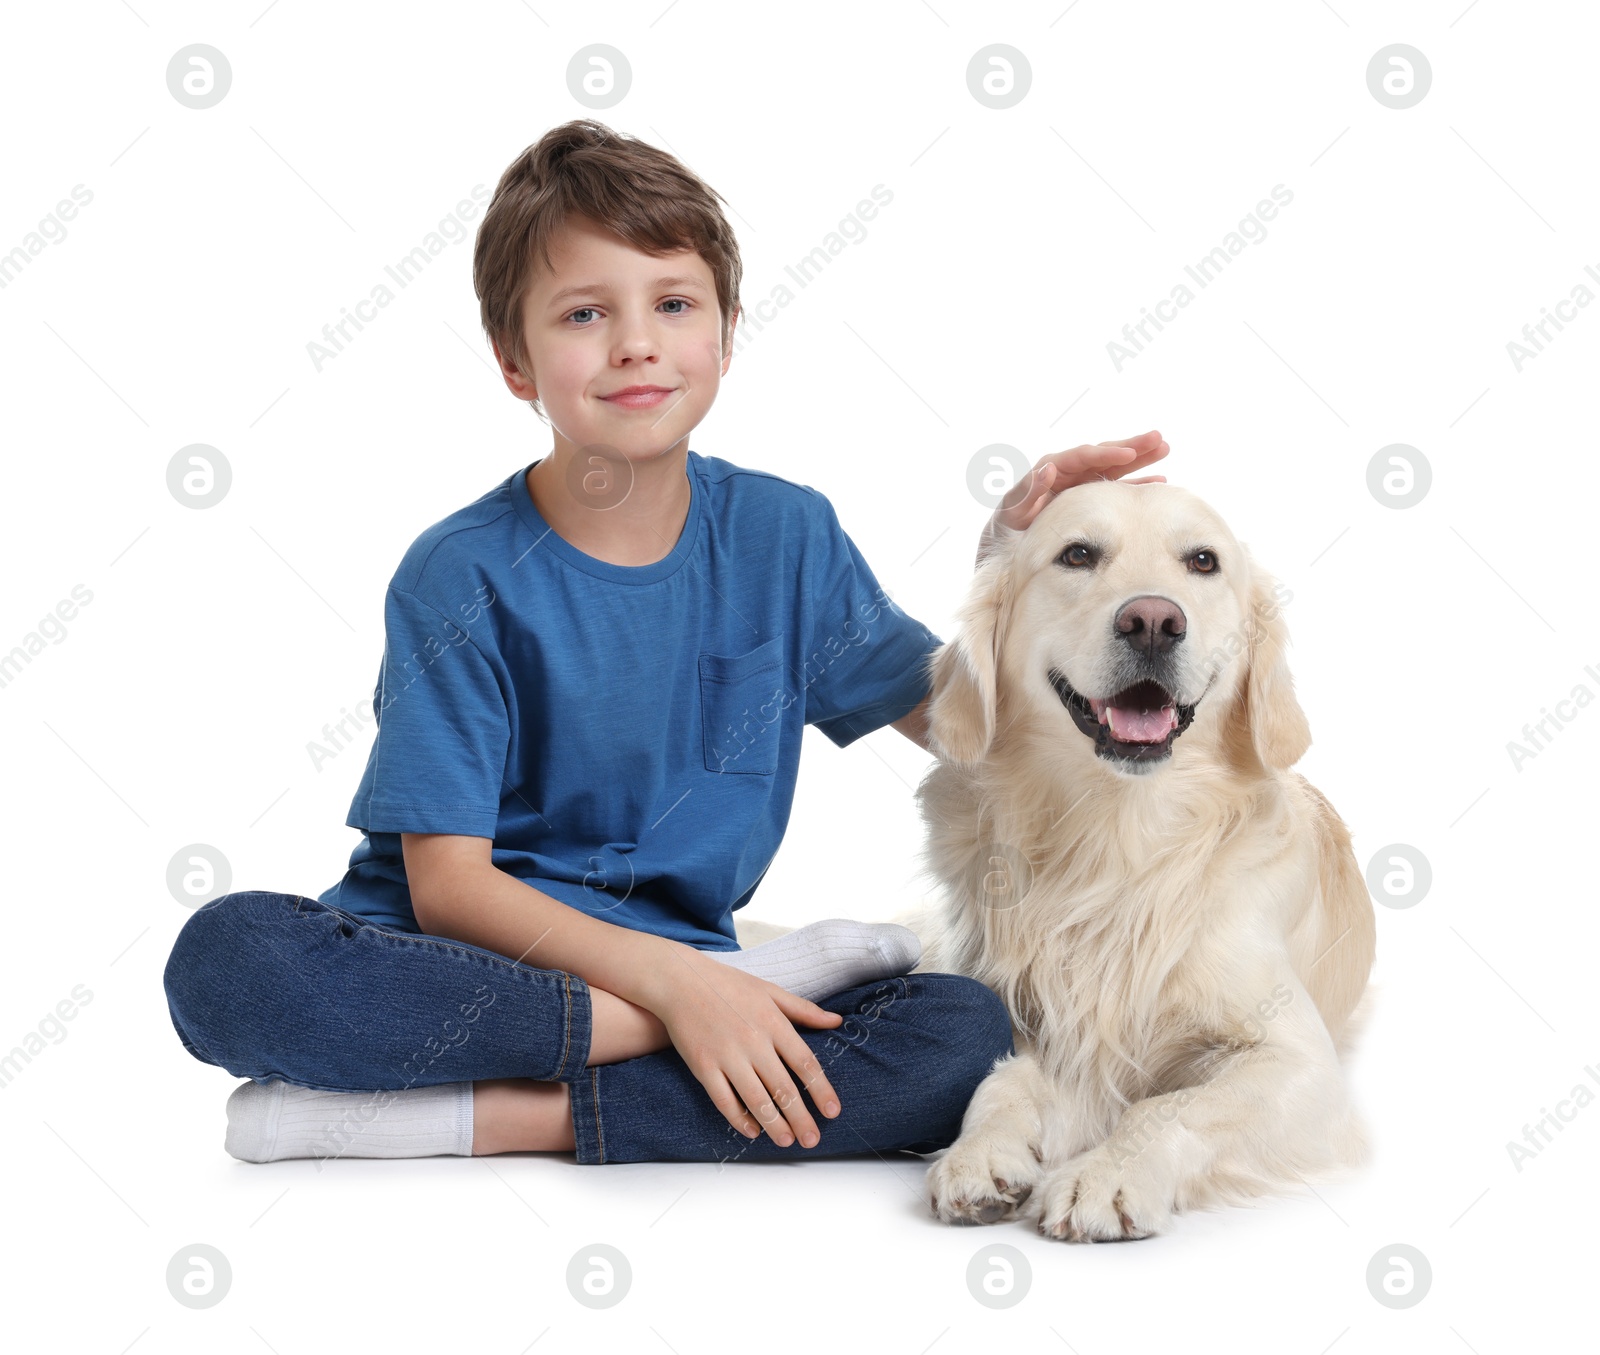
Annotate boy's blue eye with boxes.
[569,307,597,324]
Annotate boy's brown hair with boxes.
[473,119,743,418]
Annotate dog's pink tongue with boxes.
[1106,704,1177,743]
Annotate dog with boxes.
[896,480,1377,1241]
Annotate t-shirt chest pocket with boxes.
[699,636,788,775]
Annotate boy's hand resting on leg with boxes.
[647,947,845,1148]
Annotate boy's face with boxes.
[498,214,736,464]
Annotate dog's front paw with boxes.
[1024,1144,1173,1242]
[926,1131,1044,1225]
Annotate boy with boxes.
[163,119,1168,1166]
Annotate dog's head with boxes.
[928,482,1309,777]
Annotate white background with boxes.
[1,0,1594,1350]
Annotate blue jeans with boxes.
[162,890,1015,1165]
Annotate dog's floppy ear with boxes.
[1237,555,1310,770]
[927,547,1016,766]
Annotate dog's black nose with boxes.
[1115,595,1186,656]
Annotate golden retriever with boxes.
[895,481,1376,1241]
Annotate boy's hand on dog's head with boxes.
[977,430,1171,566]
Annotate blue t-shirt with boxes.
[318,450,944,949]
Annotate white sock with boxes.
[704,919,922,1001]
[224,1078,474,1164]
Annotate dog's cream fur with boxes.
[892,482,1376,1241]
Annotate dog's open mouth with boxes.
[1048,669,1198,766]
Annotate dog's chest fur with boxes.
[917,758,1281,1118]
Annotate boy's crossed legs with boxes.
[168,895,983,1164]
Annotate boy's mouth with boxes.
[601,385,675,410]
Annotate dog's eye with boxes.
[1187,549,1219,574]
[1058,543,1097,569]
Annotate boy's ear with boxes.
[928,546,1017,766]
[1233,555,1310,771]
[490,335,537,401]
